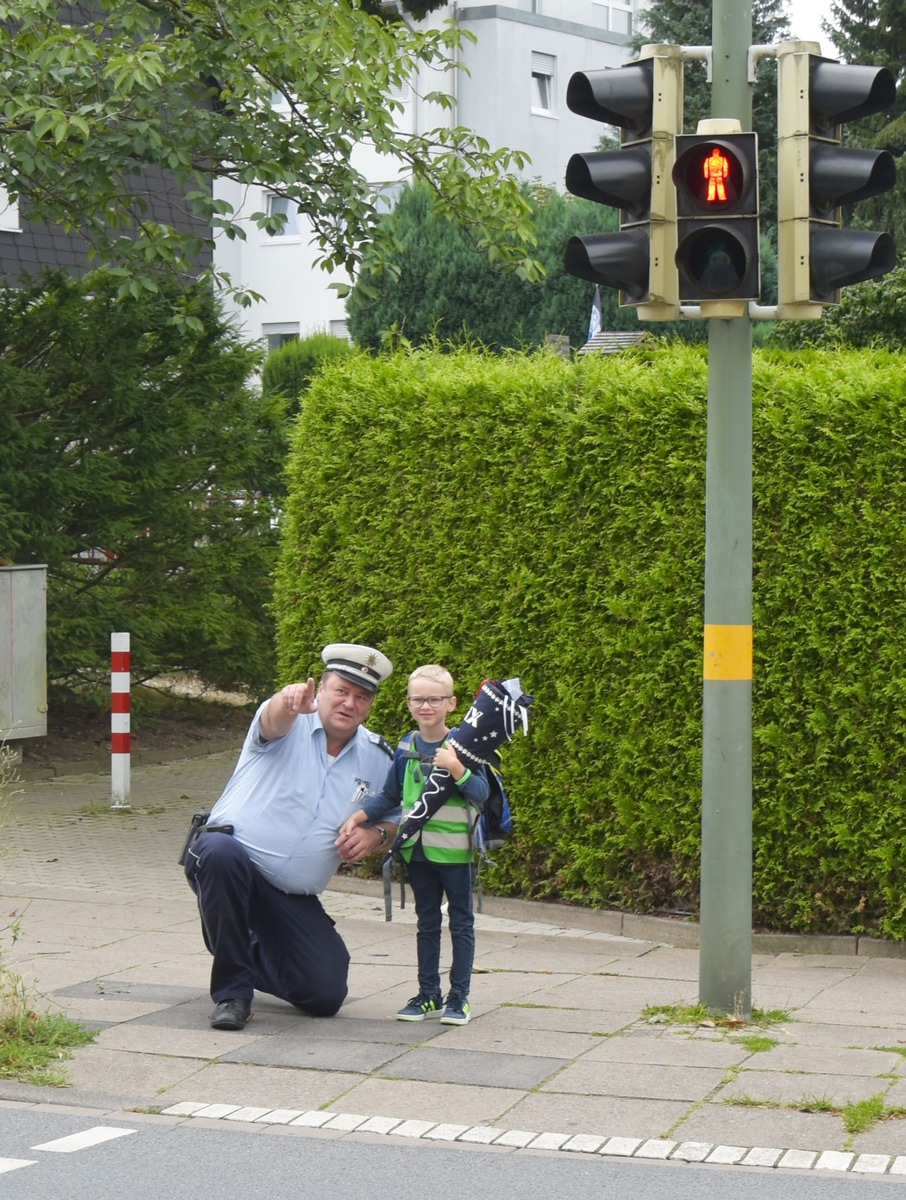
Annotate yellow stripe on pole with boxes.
[703,624,753,681]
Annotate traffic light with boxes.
[672,126,760,310]
[777,41,897,316]
[564,44,682,321]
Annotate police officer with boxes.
[185,643,396,1030]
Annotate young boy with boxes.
[339,664,489,1025]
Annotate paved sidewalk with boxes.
[3,751,906,1176]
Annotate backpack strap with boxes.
[395,731,418,787]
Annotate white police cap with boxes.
[321,643,393,693]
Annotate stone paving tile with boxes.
[609,948,701,981]
[673,1101,847,1152]
[747,985,829,1010]
[773,1021,903,1049]
[161,1062,367,1110]
[878,1079,906,1107]
[380,1046,568,1089]
[580,1033,748,1068]
[345,963,416,996]
[337,1077,527,1126]
[95,1024,262,1058]
[481,1004,638,1036]
[771,953,859,969]
[44,997,178,1025]
[851,1117,906,1156]
[540,1059,728,1101]
[799,981,906,1010]
[501,1092,689,1140]
[525,975,698,1010]
[266,1014,436,1046]
[442,1022,600,1059]
[751,966,866,990]
[474,943,648,974]
[222,1036,410,1074]
[126,998,299,1036]
[797,1008,906,1030]
[456,972,583,1006]
[64,1044,208,1096]
[54,979,205,1004]
[744,1045,901,1076]
[337,994,420,1021]
[720,1071,891,1106]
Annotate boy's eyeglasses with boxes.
[407,695,452,708]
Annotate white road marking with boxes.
[0,1158,37,1174]
[32,1127,136,1153]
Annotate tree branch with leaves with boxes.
[0,0,543,308]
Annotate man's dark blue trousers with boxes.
[185,830,349,1015]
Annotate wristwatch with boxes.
[376,826,388,847]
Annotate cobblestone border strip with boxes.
[160,1102,906,1175]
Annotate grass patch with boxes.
[842,1094,886,1134]
[796,1094,838,1114]
[642,1001,791,1029]
[0,980,97,1086]
[733,1035,779,1053]
[727,1091,893,1134]
[0,744,96,1085]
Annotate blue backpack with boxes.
[471,760,514,859]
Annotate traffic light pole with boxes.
[698,0,753,1016]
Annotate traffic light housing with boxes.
[564,44,682,321]
[777,41,897,317]
[672,126,760,312]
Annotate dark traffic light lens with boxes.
[675,226,753,298]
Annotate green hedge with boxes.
[275,344,906,938]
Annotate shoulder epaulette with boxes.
[368,732,395,758]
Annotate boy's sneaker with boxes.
[440,991,471,1025]
[396,992,444,1022]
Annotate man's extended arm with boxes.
[259,679,317,742]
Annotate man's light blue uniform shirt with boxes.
[208,704,395,895]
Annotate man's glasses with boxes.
[407,695,452,708]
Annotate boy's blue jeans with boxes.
[405,855,475,998]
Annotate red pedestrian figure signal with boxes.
[704,147,730,203]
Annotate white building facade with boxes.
[216,0,643,348]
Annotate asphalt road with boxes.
[0,1108,902,1200]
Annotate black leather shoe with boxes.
[210,998,252,1030]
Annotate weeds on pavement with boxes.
[0,741,97,1084]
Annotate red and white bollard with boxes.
[110,632,131,808]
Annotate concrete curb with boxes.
[329,872,906,959]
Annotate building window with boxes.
[592,1,632,34]
[609,3,632,34]
[0,186,19,233]
[531,52,555,116]
[387,79,412,104]
[262,323,300,350]
[265,193,300,237]
[371,183,403,215]
[330,319,352,343]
